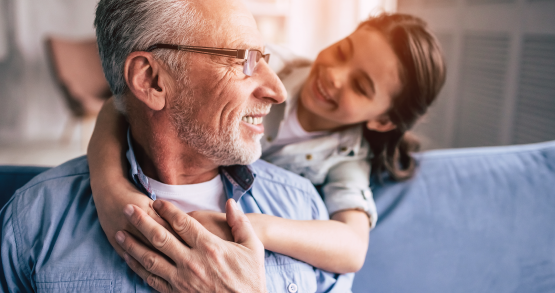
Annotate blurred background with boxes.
[0,0,553,166]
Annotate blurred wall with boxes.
[246,0,396,59]
[0,0,97,145]
[286,0,395,58]
[0,0,395,145]
[402,0,555,149]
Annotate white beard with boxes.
[169,90,265,166]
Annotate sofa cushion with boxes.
[353,140,555,293]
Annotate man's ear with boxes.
[124,51,168,111]
[366,115,397,132]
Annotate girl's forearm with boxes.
[88,98,129,193]
[246,210,370,274]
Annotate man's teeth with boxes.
[242,116,263,125]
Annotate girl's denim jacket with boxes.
[261,45,378,228]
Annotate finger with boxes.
[124,200,177,247]
[124,204,188,261]
[116,230,176,283]
[153,199,215,248]
[225,199,264,252]
[122,252,173,293]
[146,200,179,239]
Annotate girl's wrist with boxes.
[245,213,269,247]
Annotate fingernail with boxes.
[115,231,125,244]
[124,204,134,217]
[153,200,162,210]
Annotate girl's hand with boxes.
[187,210,234,241]
[93,179,175,258]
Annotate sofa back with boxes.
[354,141,555,293]
[0,166,50,209]
[1,141,555,292]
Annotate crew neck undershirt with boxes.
[146,174,226,213]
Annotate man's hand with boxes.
[115,199,266,293]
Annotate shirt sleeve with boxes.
[322,159,378,229]
[1,195,34,292]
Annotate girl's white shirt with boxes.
[261,44,378,228]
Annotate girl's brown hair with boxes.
[359,13,446,181]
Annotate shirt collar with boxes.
[125,129,256,202]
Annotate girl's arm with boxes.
[88,100,370,273]
[249,210,369,273]
[88,98,171,257]
[187,210,369,274]
[249,159,374,273]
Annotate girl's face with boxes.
[299,27,403,132]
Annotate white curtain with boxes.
[285,0,396,59]
[0,0,7,61]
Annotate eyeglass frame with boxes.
[145,44,270,76]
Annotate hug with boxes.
[0,0,445,292]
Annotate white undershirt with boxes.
[146,174,226,213]
[269,103,328,150]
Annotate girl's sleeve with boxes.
[322,159,378,229]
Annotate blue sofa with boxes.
[1,141,555,292]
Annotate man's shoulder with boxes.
[17,155,90,194]
[5,155,92,233]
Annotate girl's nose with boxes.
[327,66,347,89]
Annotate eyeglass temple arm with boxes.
[145,44,248,59]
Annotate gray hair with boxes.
[94,0,205,113]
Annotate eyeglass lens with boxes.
[243,50,270,76]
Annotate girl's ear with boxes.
[366,115,397,132]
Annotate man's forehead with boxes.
[192,0,264,50]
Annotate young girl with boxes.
[88,13,446,274]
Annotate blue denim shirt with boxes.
[0,136,353,292]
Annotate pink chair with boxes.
[45,37,112,148]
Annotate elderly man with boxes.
[0,0,354,292]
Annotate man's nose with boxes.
[251,60,287,104]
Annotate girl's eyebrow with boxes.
[348,37,375,96]
[346,37,355,57]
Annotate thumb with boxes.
[226,199,263,251]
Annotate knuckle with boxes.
[150,229,170,249]
[187,262,205,279]
[142,252,158,272]
[204,243,223,259]
[172,214,193,234]
[146,274,161,290]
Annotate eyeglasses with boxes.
[145,44,270,76]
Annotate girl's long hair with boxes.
[360,14,446,181]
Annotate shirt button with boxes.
[340,146,348,152]
[306,154,313,160]
[266,136,273,142]
[288,283,298,293]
